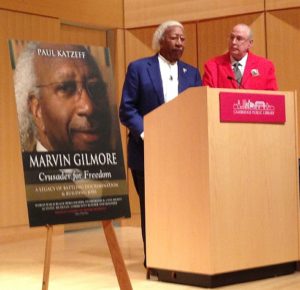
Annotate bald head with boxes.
[228,24,253,61]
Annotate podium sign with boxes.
[219,92,286,123]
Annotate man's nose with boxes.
[231,37,238,44]
[77,87,95,115]
[176,38,183,46]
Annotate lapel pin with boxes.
[183,68,187,73]
[251,69,259,76]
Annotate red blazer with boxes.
[202,52,278,90]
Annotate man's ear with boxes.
[28,95,45,132]
[249,39,254,49]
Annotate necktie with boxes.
[233,62,242,86]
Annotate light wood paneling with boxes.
[124,0,264,28]
[0,0,123,29]
[125,23,198,69]
[0,10,60,228]
[266,9,300,91]
[60,24,107,46]
[266,9,300,152]
[107,29,126,105]
[125,26,155,65]
[266,0,300,10]
[197,13,266,76]
[182,23,198,68]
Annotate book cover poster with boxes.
[8,40,130,226]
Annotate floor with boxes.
[0,225,300,290]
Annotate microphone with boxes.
[227,76,244,89]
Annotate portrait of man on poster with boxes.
[9,40,130,228]
[12,41,114,152]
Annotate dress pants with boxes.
[131,169,146,266]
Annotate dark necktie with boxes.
[233,62,242,86]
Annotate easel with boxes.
[42,221,132,290]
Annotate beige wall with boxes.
[0,1,299,233]
[124,0,264,28]
[197,13,266,73]
[0,10,60,228]
[266,8,300,148]
[266,0,300,9]
[0,0,124,29]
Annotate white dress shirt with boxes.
[158,54,179,103]
[231,53,248,76]
[36,141,48,152]
[140,54,179,140]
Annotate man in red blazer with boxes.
[202,23,278,90]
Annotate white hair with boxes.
[14,41,40,151]
[152,20,183,51]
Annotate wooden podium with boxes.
[144,86,299,287]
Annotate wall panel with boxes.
[60,24,107,46]
[0,0,123,29]
[125,23,198,68]
[107,29,126,106]
[197,13,266,75]
[266,9,300,151]
[266,0,300,10]
[125,26,155,65]
[0,10,60,227]
[124,0,264,28]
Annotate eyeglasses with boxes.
[36,79,107,102]
[229,35,249,44]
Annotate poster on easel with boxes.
[8,40,131,226]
